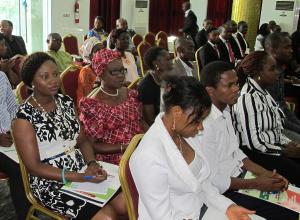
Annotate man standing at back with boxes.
[179,1,198,43]
[195,19,213,49]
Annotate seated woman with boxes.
[254,23,270,51]
[12,52,126,219]
[233,51,300,187]
[87,16,108,42]
[138,46,173,125]
[130,76,255,220]
[77,37,103,107]
[109,28,139,84]
[80,49,146,165]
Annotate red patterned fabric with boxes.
[92,48,121,77]
[79,89,143,165]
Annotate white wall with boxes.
[260,0,300,33]
[43,0,90,51]
[190,0,208,29]
[120,0,135,29]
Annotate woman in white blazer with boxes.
[130,76,255,220]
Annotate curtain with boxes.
[89,0,120,33]
[149,0,184,36]
[207,0,233,27]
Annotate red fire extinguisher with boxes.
[74,0,80,23]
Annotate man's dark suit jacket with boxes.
[217,40,233,64]
[4,35,27,59]
[182,10,199,40]
[199,42,220,67]
[228,35,242,60]
[195,28,207,49]
[236,32,248,54]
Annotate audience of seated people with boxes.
[109,28,139,84]
[200,60,298,220]
[1,13,300,219]
[0,33,20,88]
[172,37,197,78]
[195,18,213,49]
[87,16,108,42]
[236,21,250,55]
[0,20,27,59]
[0,70,30,220]
[138,47,173,125]
[217,24,236,65]
[46,33,73,73]
[77,37,103,107]
[264,32,300,140]
[130,76,255,220]
[254,23,270,51]
[226,20,244,60]
[12,52,127,219]
[79,48,147,165]
[199,27,221,66]
[233,50,300,187]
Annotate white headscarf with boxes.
[80,37,102,63]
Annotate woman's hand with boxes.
[226,204,255,220]
[283,142,300,159]
[261,169,289,191]
[0,132,13,147]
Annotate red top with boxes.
[79,89,143,164]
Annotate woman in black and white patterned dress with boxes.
[12,52,127,219]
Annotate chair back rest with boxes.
[195,47,202,81]
[119,134,144,220]
[16,81,30,103]
[155,31,168,50]
[132,34,143,48]
[62,34,79,55]
[60,65,81,105]
[137,41,151,76]
[156,38,168,50]
[12,55,24,77]
[143,32,156,46]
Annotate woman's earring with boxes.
[258,76,261,81]
[172,118,176,131]
[155,64,160,71]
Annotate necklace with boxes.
[31,95,72,137]
[176,134,184,154]
[99,86,119,97]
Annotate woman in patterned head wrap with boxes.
[79,48,147,165]
[76,37,103,107]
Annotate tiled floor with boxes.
[0,179,17,220]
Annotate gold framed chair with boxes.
[60,65,82,105]
[132,34,143,48]
[16,81,30,104]
[155,31,168,51]
[143,32,156,46]
[62,34,79,55]
[137,41,151,77]
[17,156,65,220]
[119,134,144,220]
[127,77,142,90]
[195,47,202,81]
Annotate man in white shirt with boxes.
[171,37,198,79]
[199,61,298,220]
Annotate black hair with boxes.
[143,46,165,70]
[201,61,234,88]
[95,16,105,24]
[0,33,5,41]
[163,76,211,124]
[1,20,13,27]
[264,32,290,52]
[258,23,270,36]
[207,27,218,34]
[109,28,128,49]
[21,52,56,87]
[237,21,247,29]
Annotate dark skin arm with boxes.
[12,119,106,183]
[229,158,288,191]
[142,104,156,126]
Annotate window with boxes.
[0,0,20,35]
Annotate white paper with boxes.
[202,207,265,220]
[0,144,19,163]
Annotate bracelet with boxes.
[61,168,68,184]
[87,159,98,166]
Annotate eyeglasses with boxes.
[109,68,128,76]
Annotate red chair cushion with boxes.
[62,68,80,104]
[125,160,139,218]
[63,36,79,55]
[144,33,156,46]
[138,42,151,73]
[133,35,143,48]
[0,171,8,179]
